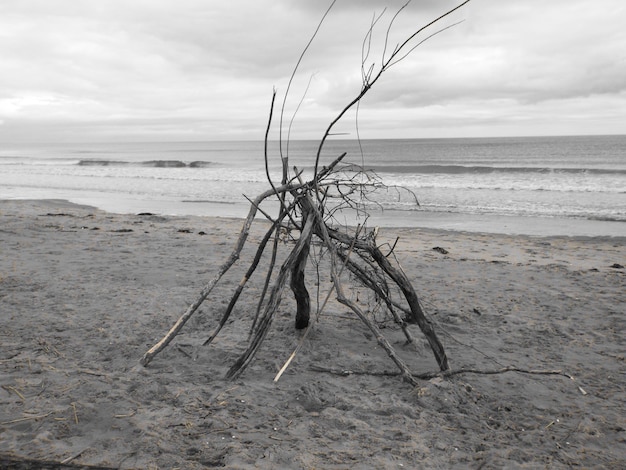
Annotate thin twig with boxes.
[310,364,402,377]
[310,364,588,395]
[415,367,589,395]
[1,412,54,425]
[2,385,25,401]
[313,0,472,183]
[61,447,89,465]
[280,0,337,160]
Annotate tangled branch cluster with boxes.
[141,1,473,385]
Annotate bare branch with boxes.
[279,0,337,162]
[384,0,471,69]
[313,1,472,191]
[382,0,411,65]
[387,20,466,69]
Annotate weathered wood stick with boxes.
[140,184,294,367]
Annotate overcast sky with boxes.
[1,0,624,142]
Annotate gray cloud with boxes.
[1,0,624,141]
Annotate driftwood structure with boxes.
[141,1,472,386]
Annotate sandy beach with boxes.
[1,199,624,469]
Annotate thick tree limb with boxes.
[290,211,312,330]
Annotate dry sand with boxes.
[0,199,624,469]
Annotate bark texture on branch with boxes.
[290,212,312,330]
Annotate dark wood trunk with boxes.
[290,213,312,329]
[290,241,311,329]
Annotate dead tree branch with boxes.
[141,1,473,385]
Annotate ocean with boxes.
[1,135,624,237]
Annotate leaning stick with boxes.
[141,184,295,367]
[202,221,279,347]
[326,227,449,371]
[300,195,420,386]
[203,202,295,347]
[273,224,361,382]
[337,250,417,346]
[226,216,316,379]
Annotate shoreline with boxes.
[4,195,625,238]
[1,199,624,468]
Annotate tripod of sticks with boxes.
[140,152,448,386]
[140,0,473,385]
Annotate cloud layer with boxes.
[1,0,624,141]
